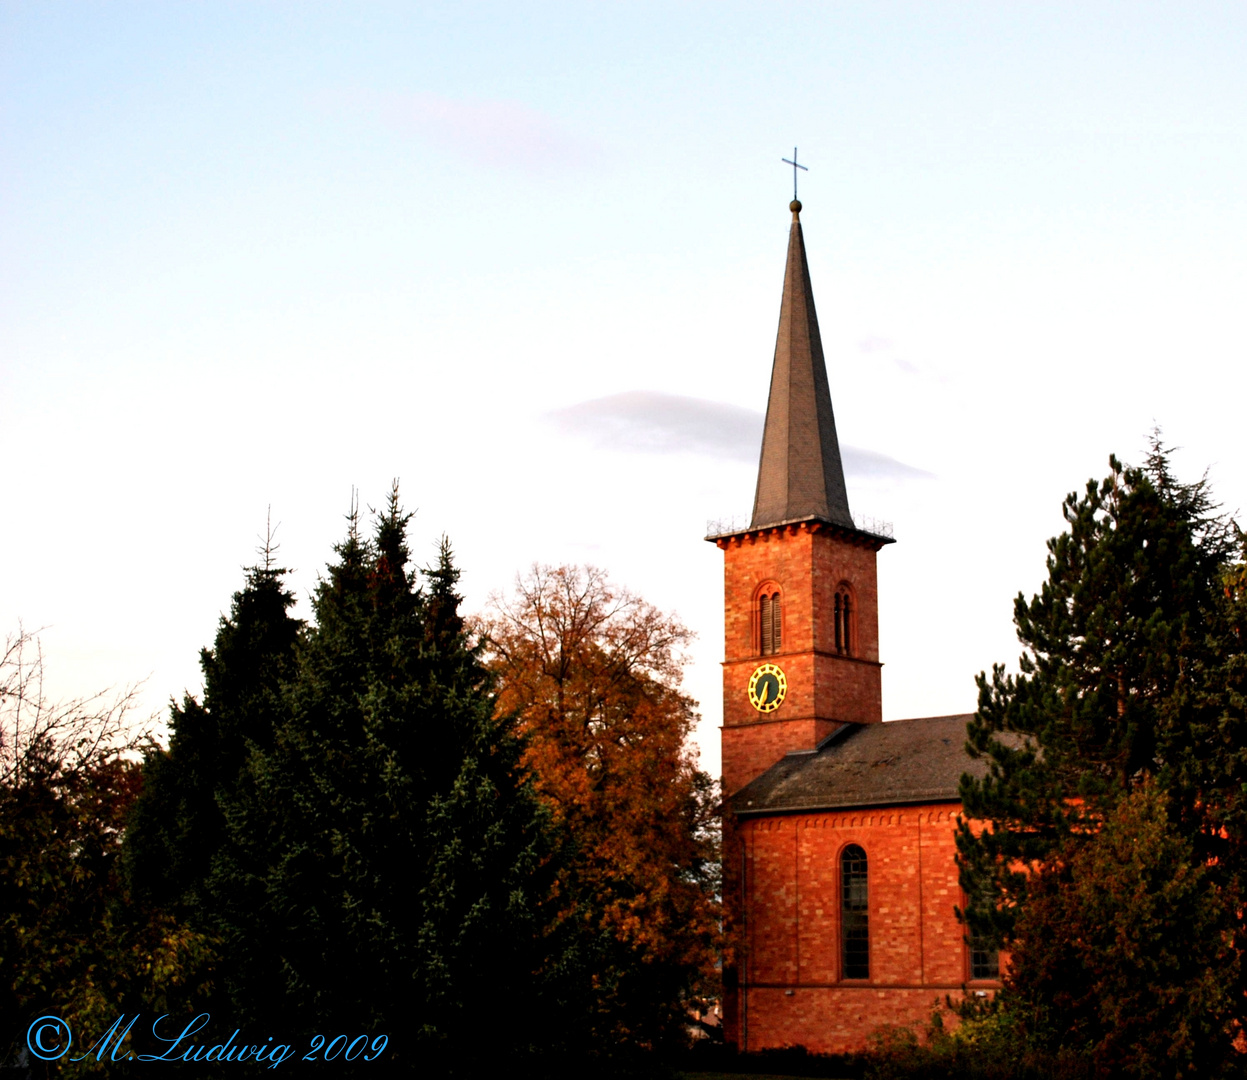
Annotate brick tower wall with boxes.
[718,522,884,796]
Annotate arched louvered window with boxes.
[834,587,853,657]
[841,844,869,979]
[759,590,782,656]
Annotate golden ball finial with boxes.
[790,198,802,220]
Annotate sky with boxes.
[3,2,1246,779]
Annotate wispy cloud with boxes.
[549,391,761,461]
[858,336,895,355]
[843,445,933,481]
[334,89,591,170]
[548,391,933,481]
[858,336,947,383]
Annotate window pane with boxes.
[771,594,782,651]
[760,594,772,654]
[841,845,869,979]
[971,941,999,980]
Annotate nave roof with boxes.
[731,714,996,816]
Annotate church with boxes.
[707,198,1000,1054]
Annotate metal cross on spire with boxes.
[782,147,808,201]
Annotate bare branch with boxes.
[1,625,154,790]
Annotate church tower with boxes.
[708,201,992,1053]
[710,200,894,797]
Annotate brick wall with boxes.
[714,520,993,1054]
[722,803,994,1054]
[717,522,885,796]
[721,719,840,800]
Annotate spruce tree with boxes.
[125,549,300,932]
[123,540,302,1037]
[231,488,558,1070]
[414,545,564,1065]
[126,491,572,1069]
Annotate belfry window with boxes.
[759,591,782,655]
[834,588,853,656]
[841,844,869,979]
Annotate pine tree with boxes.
[957,443,1246,1074]
[1004,784,1240,1076]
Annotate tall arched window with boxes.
[834,587,853,656]
[758,590,782,656]
[841,844,869,979]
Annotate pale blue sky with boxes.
[4,3,1246,775]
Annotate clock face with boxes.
[748,663,787,713]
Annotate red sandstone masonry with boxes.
[742,986,963,1055]
[718,523,884,795]
[721,720,837,801]
[726,804,988,1053]
[716,517,996,1054]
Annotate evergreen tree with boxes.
[1004,784,1240,1076]
[122,491,613,1071]
[415,550,567,1064]
[124,543,301,1025]
[122,533,300,1032]
[227,488,559,1071]
[957,443,1246,1075]
[125,549,300,920]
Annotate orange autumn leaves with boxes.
[480,565,719,1015]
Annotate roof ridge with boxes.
[885,713,975,725]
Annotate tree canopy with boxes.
[482,564,720,1053]
[125,490,565,1073]
[1,629,213,1076]
[957,443,1247,1077]
[16,509,721,1074]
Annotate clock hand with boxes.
[758,681,770,706]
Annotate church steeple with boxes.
[750,200,853,531]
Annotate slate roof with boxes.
[751,202,854,531]
[730,714,986,816]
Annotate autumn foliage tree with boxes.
[481,565,720,1052]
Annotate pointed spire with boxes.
[750,200,854,530]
